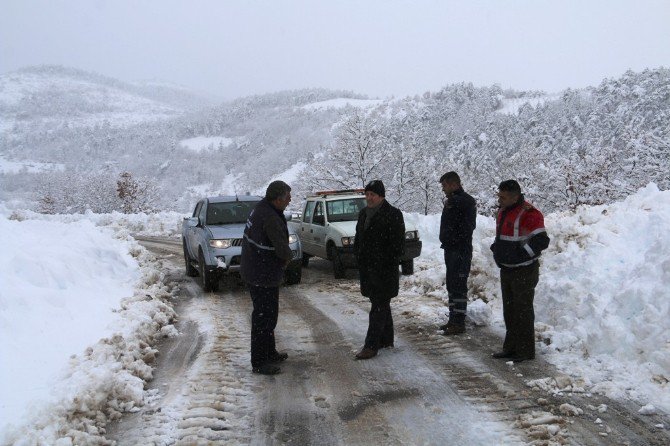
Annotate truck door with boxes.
[196,200,208,253]
[311,201,328,258]
[187,201,203,257]
[300,201,316,254]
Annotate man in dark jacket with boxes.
[438,172,477,335]
[490,180,550,363]
[240,181,293,375]
[353,180,405,360]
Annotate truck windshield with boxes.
[326,198,366,222]
[206,201,259,225]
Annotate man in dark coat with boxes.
[438,172,477,335]
[490,180,550,363]
[240,181,293,375]
[353,180,405,360]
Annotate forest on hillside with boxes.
[1,66,668,215]
[306,68,670,215]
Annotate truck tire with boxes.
[301,253,310,267]
[199,250,219,292]
[284,264,302,285]
[401,259,414,275]
[183,241,198,277]
[331,246,346,279]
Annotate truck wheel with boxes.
[331,247,346,279]
[285,265,302,285]
[301,253,310,267]
[401,259,414,275]
[199,250,219,292]
[183,241,198,277]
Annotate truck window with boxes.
[207,201,259,225]
[303,201,316,223]
[326,198,366,222]
[312,201,325,226]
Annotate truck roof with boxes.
[307,189,365,200]
[207,195,262,203]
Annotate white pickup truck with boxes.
[288,189,422,278]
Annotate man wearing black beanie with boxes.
[354,180,406,360]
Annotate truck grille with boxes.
[231,238,243,247]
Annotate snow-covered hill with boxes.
[0,65,209,132]
[301,97,384,111]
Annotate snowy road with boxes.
[108,236,670,445]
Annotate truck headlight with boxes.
[405,231,419,240]
[209,239,232,249]
[288,234,299,244]
[341,236,355,246]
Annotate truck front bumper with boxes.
[337,239,422,267]
[401,239,422,261]
[336,246,358,268]
[213,246,302,274]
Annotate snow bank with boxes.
[401,212,501,326]
[5,208,185,238]
[537,184,670,410]
[401,184,670,412]
[0,210,177,444]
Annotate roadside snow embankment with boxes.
[537,184,670,410]
[5,208,185,238]
[402,184,670,412]
[0,210,177,444]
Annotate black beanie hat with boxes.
[364,180,385,197]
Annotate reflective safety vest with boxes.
[491,200,550,268]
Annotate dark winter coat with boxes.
[240,199,292,287]
[439,187,477,252]
[490,195,550,268]
[354,200,405,299]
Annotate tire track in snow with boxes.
[110,280,258,445]
[278,285,526,445]
[117,239,669,446]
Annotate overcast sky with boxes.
[1,0,669,99]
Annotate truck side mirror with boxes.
[284,212,293,221]
[312,214,325,226]
[185,217,199,227]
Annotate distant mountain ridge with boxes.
[1,64,667,216]
[11,65,214,108]
[0,65,214,132]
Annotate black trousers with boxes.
[249,285,279,368]
[444,248,472,325]
[364,295,394,350]
[500,262,540,358]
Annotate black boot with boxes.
[269,351,288,362]
[252,364,281,375]
[442,324,465,335]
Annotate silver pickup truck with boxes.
[288,190,422,278]
[182,195,303,291]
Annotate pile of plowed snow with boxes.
[0,209,177,444]
[403,183,670,412]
